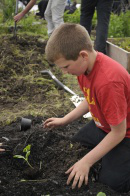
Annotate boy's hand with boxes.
[43,117,65,129]
[65,157,91,189]
[14,12,25,22]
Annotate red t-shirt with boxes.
[78,52,130,137]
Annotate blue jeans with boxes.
[71,120,130,193]
[80,0,113,54]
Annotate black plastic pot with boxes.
[20,118,32,131]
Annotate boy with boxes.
[43,23,130,193]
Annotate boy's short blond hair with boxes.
[45,23,93,63]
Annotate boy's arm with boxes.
[43,99,89,128]
[63,98,89,124]
[66,118,126,189]
[84,118,126,165]
[14,0,37,22]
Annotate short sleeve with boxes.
[98,82,127,125]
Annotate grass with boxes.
[0,12,48,37]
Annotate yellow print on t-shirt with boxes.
[84,88,104,127]
[91,112,99,122]
[83,87,95,105]
[91,112,104,127]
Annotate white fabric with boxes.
[44,0,67,35]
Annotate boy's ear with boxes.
[79,50,88,60]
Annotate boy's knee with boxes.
[99,171,130,193]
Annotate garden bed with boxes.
[0,116,127,196]
[0,34,130,196]
[106,37,130,72]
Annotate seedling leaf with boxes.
[13,144,34,169]
[70,143,73,149]
[23,144,31,152]
[14,155,25,159]
[97,192,106,196]
[26,151,30,160]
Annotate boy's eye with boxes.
[60,65,69,70]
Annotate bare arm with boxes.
[63,98,89,124]
[43,99,89,128]
[14,0,37,22]
[66,119,126,189]
[84,118,126,166]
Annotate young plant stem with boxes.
[26,160,34,169]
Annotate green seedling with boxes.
[70,143,73,149]
[97,192,106,196]
[14,144,34,169]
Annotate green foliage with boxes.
[64,8,80,24]
[109,11,130,37]
[108,37,130,52]
[14,144,34,169]
[92,11,97,30]
[0,14,48,36]
[122,11,130,37]
[19,14,47,36]
[97,192,106,196]
[109,13,124,37]
[1,0,16,22]
[0,11,3,23]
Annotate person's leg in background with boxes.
[38,0,48,18]
[111,0,121,15]
[99,137,130,193]
[51,0,67,30]
[44,0,54,36]
[95,0,113,54]
[80,0,97,35]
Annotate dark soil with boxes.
[0,34,130,196]
[0,116,128,196]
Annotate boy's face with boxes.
[55,52,89,76]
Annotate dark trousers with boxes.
[80,0,113,54]
[38,0,48,18]
[71,120,130,193]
